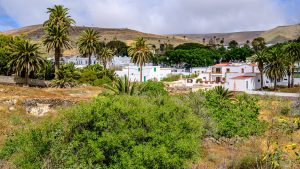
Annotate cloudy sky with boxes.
[0,0,299,34]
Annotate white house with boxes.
[115,66,172,82]
[60,55,131,68]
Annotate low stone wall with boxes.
[0,75,50,87]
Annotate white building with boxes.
[116,66,172,82]
[60,55,131,68]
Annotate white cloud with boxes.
[0,0,296,34]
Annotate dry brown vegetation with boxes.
[0,84,103,145]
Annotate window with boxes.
[266,81,269,83]
[144,76,146,82]
[138,68,140,72]
[154,67,157,72]
[284,79,287,81]
[216,68,221,73]
[246,81,249,89]
[277,79,280,82]
[258,79,261,82]
[203,77,206,80]
[241,68,244,73]
[226,68,230,73]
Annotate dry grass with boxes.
[0,84,103,145]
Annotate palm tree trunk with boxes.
[287,70,291,88]
[259,67,264,91]
[88,54,92,65]
[24,69,29,86]
[54,47,61,79]
[140,63,143,82]
[291,67,295,87]
[274,76,277,90]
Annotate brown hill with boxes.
[260,24,300,44]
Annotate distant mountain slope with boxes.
[4,24,191,46]
[260,24,300,44]
[175,31,263,45]
[174,24,300,45]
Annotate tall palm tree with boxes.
[128,37,152,82]
[285,42,300,87]
[264,47,287,90]
[97,47,114,69]
[8,41,46,86]
[43,25,72,79]
[250,49,268,90]
[43,5,74,79]
[77,28,100,65]
[43,5,75,28]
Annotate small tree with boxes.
[8,41,46,86]
[97,47,114,69]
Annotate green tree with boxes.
[285,42,300,87]
[264,47,287,90]
[43,5,74,79]
[251,49,269,90]
[77,28,100,65]
[97,47,114,69]
[128,37,152,82]
[106,40,128,56]
[228,40,239,49]
[252,37,266,52]
[212,86,234,99]
[8,41,46,86]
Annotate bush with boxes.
[161,74,181,82]
[0,95,203,169]
[139,81,168,96]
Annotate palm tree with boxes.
[128,37,152,82]
[264,47,287,90]
[43,25,72,79]
[213,86,234,99]
[43,5,74,79]
[43,5,75,28]
[77,29,100,65]
[250,49,268,90]
[8,41,46,86]
[97,47,114,69]
[285,42,300,87]
[104,75,136,95]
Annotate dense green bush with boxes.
[203,91,266,138]
[0,95,203,168]
[139,81,168,96]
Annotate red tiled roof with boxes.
[232,76,254,79]
[213,63,230,67]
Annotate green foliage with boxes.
[161,74,181,82]
[228,40,239,49]
[202,91,265,138]
[104,75,136,95]
[224,46,254,61]
[0,95,203,169]
[174,43,206,50]
[138,81,168,96]
[106,40,128,56]
[211,86,234,99]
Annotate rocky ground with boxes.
[0,84,103,145]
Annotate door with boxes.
[216,77,221,83]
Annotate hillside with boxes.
[260,24,300,44]
[3,24,193,56]
[175,24,300,45]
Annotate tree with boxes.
[43,25,72,79]
[43,5,74,79]
[251,49,268,90]
[264,47,287,90]
[104,75,136,95]
[128,37,152,82]
[77,28,100,65]
[174,43,205,50]
[97,47,114,69]
[212,86,234,99]
[8,41,45,86]
[106,40,128,56]
[252,37,266,52]
[228,40,239,49]
[285,42,300,87]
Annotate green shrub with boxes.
[161,74,181,82]
[93,76,112,86]
[280,106,290,116]
[139,81,168,96]
[0,95,203,169]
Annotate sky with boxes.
[0,0,299,34]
